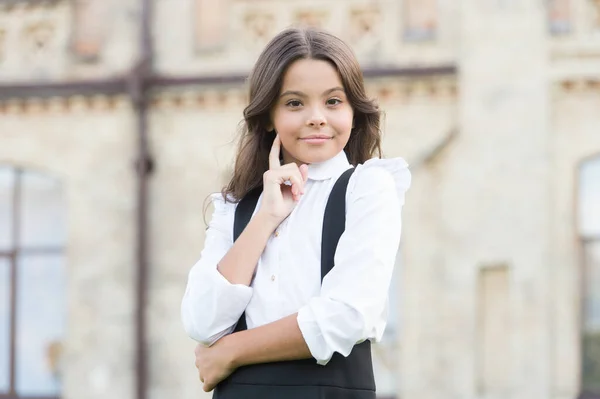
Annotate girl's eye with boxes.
[286,100,302,108]
[327,98,342,106]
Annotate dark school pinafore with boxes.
[213,168,376,399]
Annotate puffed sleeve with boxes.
[296,158,411,365]
[181,193,254,345]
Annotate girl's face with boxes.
[270,58,354,165]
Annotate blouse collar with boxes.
[307,150,351,181]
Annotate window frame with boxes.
[0,167,63,399]
[578,153,600,399]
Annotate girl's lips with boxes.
[300,137,332,144]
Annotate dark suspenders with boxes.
[214,167,375,398]
[232,167,355,332]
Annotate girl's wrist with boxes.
[253,210,282,233]
[221,333,243,369]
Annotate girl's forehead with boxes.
[280,59,344,92]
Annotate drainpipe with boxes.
[131,0,153,398]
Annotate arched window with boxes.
[0,167,66,399]
[579,155,600,397]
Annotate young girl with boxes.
[181,27,411,399]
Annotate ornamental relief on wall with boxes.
[194,1,394,67]
[592,0,600,31]
[0,27,5,63]
[0,2,69,80]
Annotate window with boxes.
[0,167,66,399]
[547,0,572,35]
[403,0,438,41]
[70,0,109,62]
[194,0,229,52]
[579,155,600,398]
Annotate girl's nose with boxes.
[306,114,327,127]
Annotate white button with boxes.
[271,275,276,282]
[274,231,280,237]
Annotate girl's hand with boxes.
[194,341,236,392]
[258,135,308,226]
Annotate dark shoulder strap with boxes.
[233,187,262,242]
[321,167,355,280]
[230,168,353,332]
[231,187,261,333]
[232,169,355,276]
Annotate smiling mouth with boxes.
[300,136,332,144]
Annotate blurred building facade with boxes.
[0,0,599,399]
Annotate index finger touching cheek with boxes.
[269,135,281,170]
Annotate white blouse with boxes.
[181,150,411,365]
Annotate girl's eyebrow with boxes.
[279,87,346,98]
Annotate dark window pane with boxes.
[20,171,66,248]
[0,257,10,392]
[15,254,65,396]
[0,168,14,251]
[580,157,600,238]
[583,241,600,394]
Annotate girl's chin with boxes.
[287,150,338,165]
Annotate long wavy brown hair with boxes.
[223,27,382,202]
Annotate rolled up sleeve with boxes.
[297,166,407,365]
[181,194,253,345]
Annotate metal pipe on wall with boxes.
[133,0,154,398]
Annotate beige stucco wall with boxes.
[146,88,244,399]
[1,0,600,398]
[153,0,457,77]
[0,97,138,399]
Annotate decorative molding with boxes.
[0,0,62,12]
[554,78,600,93]
[348,6,382,49]
[0,76,459,114]
[0,1,68,80]
[20,19,56,59]
[0,65,457,113]
[242,10,275,45]
[0,79,127,100]
[292,9,330,29]
[592,0,600,31]
[148,76,458,111]
[150,89,248,111]
[0,94,130,114]
[368,76,458,102]
[551,48,600,60]
[0,27,5,62]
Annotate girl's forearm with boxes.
[225,313,312,367]
[217,212,278,286]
